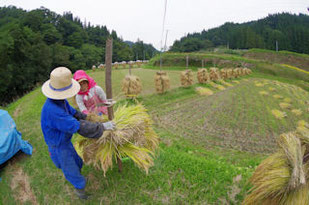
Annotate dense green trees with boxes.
[170,13,309,54]
[0,6,158,105]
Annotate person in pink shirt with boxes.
[73,70,108,115]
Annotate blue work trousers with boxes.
[48,143,86,189]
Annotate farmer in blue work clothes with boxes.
[41,67,115,200]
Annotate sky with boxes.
[1,0,308,50]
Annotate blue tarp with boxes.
[0,109,33,165]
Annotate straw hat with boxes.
[42,67,80,100]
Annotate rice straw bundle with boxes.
[243,68,252,75]
[271,109,287,119]
[180,69,194,87]
[259,91,269,96]
[291,109,302,116]
[279,102,292,109]
[74,103,159,176]
[273,95,283,99]
[284,98,292,103]
[240,68,246,76]
[195,87,214,96]
[122,63,127,69]
[209,81,225,90]
[98,64,105,70]
[227,68,233,79]
[209,67,221,81]
[268,87,276,92]
[243,124,309,205]
[296,121,309,139]
[233,68,240,78]
[219,80,233,87]
[255,83,264,87]
[197,68,210,83]
[122,75,142,98]
[154,71,170,93]
[220,69,227,80]
[113,62,119,69]
[232,80,240,84]
[92,65,96,72]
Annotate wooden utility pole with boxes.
[105,38,122,172]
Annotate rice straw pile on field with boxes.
[74,103,159,176]
[122,75,142,98]
[98,64,105,69]
[233,68,240,78]
[92,65,96,72]
[195,87,214,96]
[279,102,292,109]
[255,82,264,87]
[220,69,227,80]
[243,68,252,75]
[268,87,276,92]
[180,69,194,87]
[243,122,309,205]
[242,79,249,82]
[291,109,303,116]
[154,71,170,93]
[197,68,210,83]
[259,91,269,96]
[273,94,283,99]
[271,109,287,119]
[209,67,221,81]
[232,80,240,84]
[284,98,292,103]
[219,80,233,87]
[227,68,233,79]
[209,81,225,90]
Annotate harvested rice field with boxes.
[150,79,309,154]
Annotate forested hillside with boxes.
[170,13,309,54]
[0,6,157,105]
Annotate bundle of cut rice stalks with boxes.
[197,68,210,84]
[268,87,276,92]
[220,69,227,80]
[243,68,252,75]
[271,109,287,119]
[259,91,269,96]
[273,95,283,99]
[98,64,105,70]
[291,109,302,116]
[243,122,309,205]
[219,79,233,87]
[233,68,240,78]
[122,75,142,98]
[92,65,96,72]
[279,102,292,109]
[209,81,225,90]
[180,69,193,87]
[154,71,170,93]
[74,103,159,176]
[227,68,234,79]
[209,67,221,81]
[195,87,213,96]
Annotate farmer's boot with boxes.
[74,188,89,200]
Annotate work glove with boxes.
[102,121,115,130]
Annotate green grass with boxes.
[0,63,308,204]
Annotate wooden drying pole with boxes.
[105,38,123,172]
[186,55,189,70]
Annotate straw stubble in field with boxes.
[153,79,309,154]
